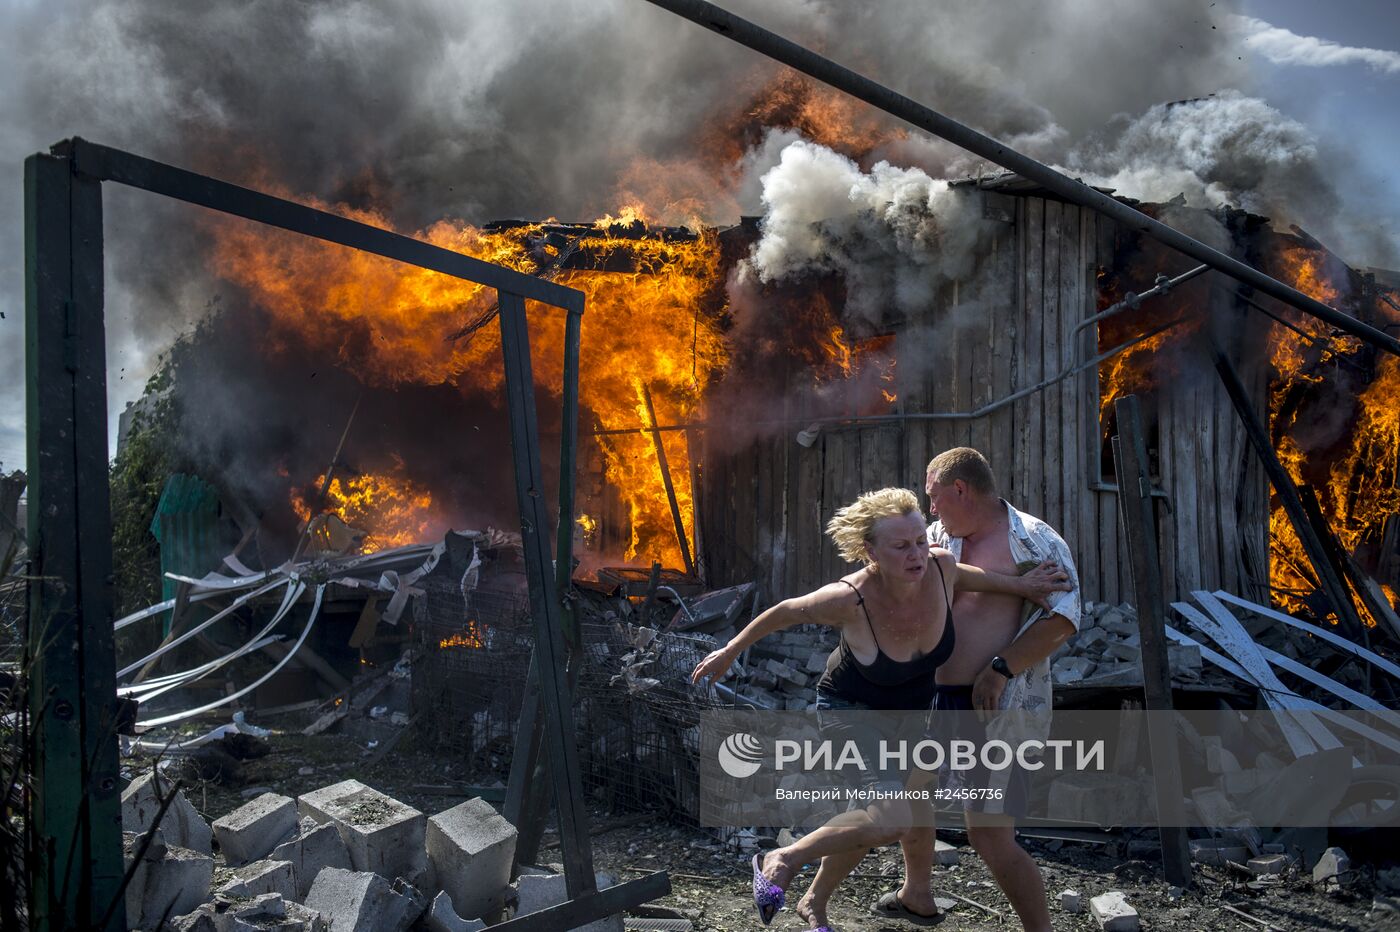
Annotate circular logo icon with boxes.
[718,732,765,779]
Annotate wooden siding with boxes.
[699,192,1269,609]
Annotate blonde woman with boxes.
[692,487,1069,930]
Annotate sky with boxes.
[0,0,1398,477]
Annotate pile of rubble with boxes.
[1050,600,1205,690]
[121,772,614,932]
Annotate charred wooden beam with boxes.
[641,384,696,576]
[1211,345,1368,640]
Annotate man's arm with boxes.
[971,520,1082,714]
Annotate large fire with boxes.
[1262,247,1399,624]
[216,198,727,567]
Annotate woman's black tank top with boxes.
[815,559,956,710]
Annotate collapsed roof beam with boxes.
[640,0,1400,359]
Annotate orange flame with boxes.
[439,620,486,649]
[215,198,726,567]
[290,458,437,554]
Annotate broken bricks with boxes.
[1089,891,1141,932]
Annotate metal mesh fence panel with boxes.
[412,562,739,824]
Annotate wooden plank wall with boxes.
[699,192,1269,610]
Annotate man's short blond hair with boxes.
[826,487,922,564]
[926,447,997,495]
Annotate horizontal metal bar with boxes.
[1072,264,1210,337]
[58,138,585,313]
[590,316,1182,435]
[492,872,672,931]
[641,0,1400,358]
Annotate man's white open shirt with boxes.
[928,500,1082,733]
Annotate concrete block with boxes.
[1168,643,1203,678]
[1189,838,1249,866]
[1206,743,1242,774]
[1248,854,1290,876]
[218,858,297,901]
[121,771,213,855]
[1059,889,1082,913]
[300,780,426,882]
[213,792,298,866]
[934,840,959,866]
[304,867,422,932]
[515,871,621,931]
[427,797,517,921]
[1076,628,1109,650]
[805,652,830,675]
[1076,661,1143,688]
[1304,845,1349,884]
[272,817,353,898]
[124,836,213,932]
[1052,656,1096,685]
[426,891,488,932]
[1103,641,1141,664]
[1088,891,1140,931]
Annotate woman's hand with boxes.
[692,646,740,686]
[1018,559,1071,610]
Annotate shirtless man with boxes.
[922,447,1080,932]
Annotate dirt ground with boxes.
[132,719,1393,932]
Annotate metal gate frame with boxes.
[24,137,668,930]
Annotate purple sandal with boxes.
[751,853,784,924]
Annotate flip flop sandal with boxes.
[751,853,784,924]
[871,890,945,926]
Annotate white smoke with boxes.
[746,139,994,325]
[1230,15,1400,74]
[1063,91,1320,213]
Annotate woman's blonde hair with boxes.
[826,487,922,564]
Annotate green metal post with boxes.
[25,151,126,930]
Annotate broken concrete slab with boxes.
[172,892,329,932]
[217,858,297,901]
[121,770,213,855]
[1088,891,1140,932]
[303,867,423,932]
[300,780,426,882]
[213,792,299,866]
[933,840,959,866]
[123,833,214,932]
[427,796,517,922]
[426,891,488,932]
[272,816,353,898]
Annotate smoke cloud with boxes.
[2,0,1394,480]
[1230,15,1400,74]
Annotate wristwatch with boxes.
[990,655,1014,679]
